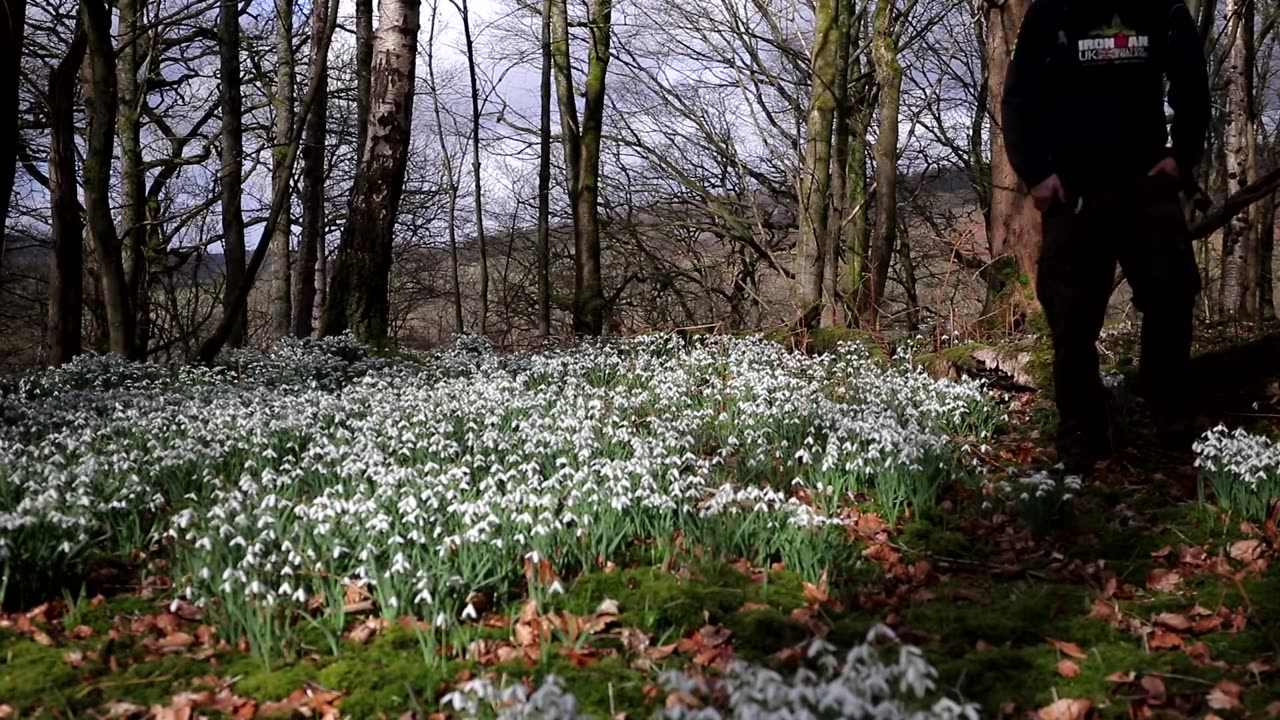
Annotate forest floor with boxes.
[1,329,1279,719]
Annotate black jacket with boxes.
[1001,0,1210,195]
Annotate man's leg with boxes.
[1117,187,1202,449]
[1037,205,1118,472]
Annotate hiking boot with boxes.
[1155,414,1210,463]
[1056,430,1113,476]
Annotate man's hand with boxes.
[1148,156,1181,179]
[1031,174,1066,211]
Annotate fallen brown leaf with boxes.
[1046,637,1088,660]
[1037,698,1091,720]
[1229,539,1266,563]
[0,705,12,719]
[155,612,182,634]
[1264,700,1280,717]
[31,630,54,646]
[345,617,386,644]
[102,702,146,718]
[69,624,94,639]
[156,632,195,651]
[1149,628,1183,649]
[1192,615,1223,634]
[1153,612,1191,631]
[1105,671,1135,683]
[619,627,650,654]
[1206,680,1243,710]
[1089,598,1120,623]
[802,570,829,604]
[647,642,677,660]
[1057,659,1081,678]
[1185,640,1213,664]
[64,650,85,668]
[1140,675,1166,704]
[664,691,701,710]
[1146,569,1182,593]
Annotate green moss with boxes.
[225,656,313,700]
[723,607,807,660]
[76,595,156,634]
[898,516,989,560]
[0,631,83,712]
[493,655,654,717]
[564,564,806,639]
[808,327,883,357]
[902,582,1102,655]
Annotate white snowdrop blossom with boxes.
[1194,425,1280,521]
[445,625,978,719]
[0,335,995,639]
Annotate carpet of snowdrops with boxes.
[4,333,1279,716]
[2,335,996,639]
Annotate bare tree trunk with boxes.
[796,0,840,329]
[426,0,463,334]
[270,0,295,340]
[116,0,147,354]
[550,0,609,336]
[844,45,871,324]
[453,0,488,335]
[536,0,553,337]
[321,0,421,347]
[1259,184,1276,319]
[196,0,340,362]
[986,0,1040,330]
[219,0,247,346]
[82,0,135,358]
[898,219,919,331]
[1221,0,1253,319]
[47,29,88,365]
[824,0,853,329]
[315,237,327,323]
[865,0,900,328]
[356,0,373,153]
[0,0,26,257]
[293,0,328,338]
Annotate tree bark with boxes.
[550,0,610,336]
[536,0,553,337]
[219,0,247,346]
[82,0,135,357]
[197,0,340,362]
[355,0,374,154]
[898,219,919,331]
[796,0,840,329]
[986,0,1041,331]
[47,29,88,365]
[294,0,328,338]
[843,43,871,324]
[321,0,421,347]
[1258,184,1275,319]
[1221,0,1253,319]
[865,0,900,327]
[426,0,463,334]
[454,0,488,335]
[0,0,26,256]
[116,0,147,354]
[270,0,295,340]
[823,0,853,328]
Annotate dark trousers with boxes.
[1036,177,1201,452]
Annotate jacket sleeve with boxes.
[1001,0,1057,190]
[1165,1,1210,173]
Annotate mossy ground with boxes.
[3,335,1279,718]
